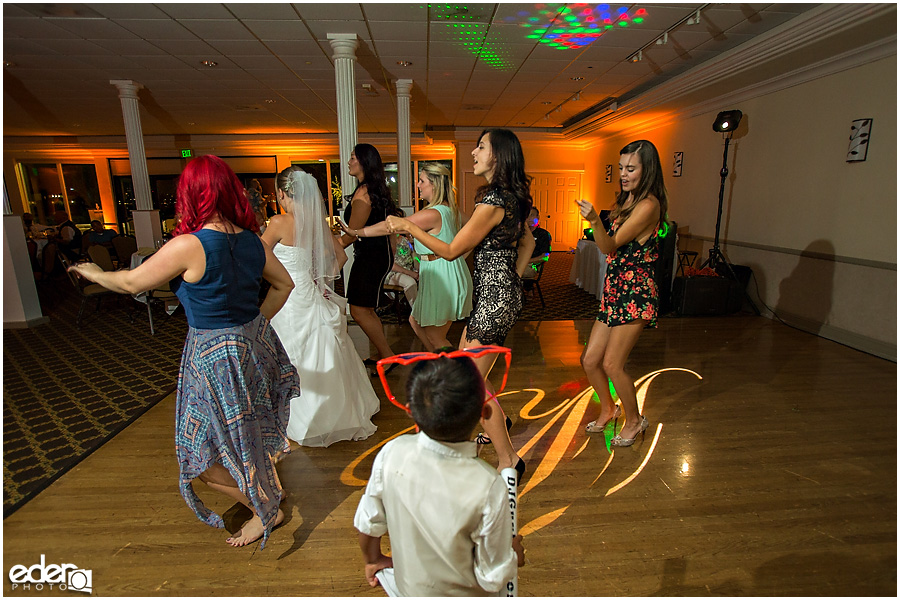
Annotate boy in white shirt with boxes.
[354,354,524,596]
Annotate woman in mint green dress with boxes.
[343,163,472,351]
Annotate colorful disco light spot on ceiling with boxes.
[429,9,517,70]
[513,4,648,49]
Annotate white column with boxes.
[396,79,413,208]
[4,215,48,328]
[327,34,359,201]
[110,79,162,249]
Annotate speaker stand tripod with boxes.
[700,134,760,315]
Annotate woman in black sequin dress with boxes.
[386,129,534,481]
[575,140,669,447]
[338,143,403,364]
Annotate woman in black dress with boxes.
[386,129,534,481]
[575,140,668,447]
[339,143,403,364]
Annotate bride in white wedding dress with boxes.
[262,167,379,447]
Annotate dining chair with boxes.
[112,235,138,269]
[522,259,547,308]
[88,245,116,271]
[380,283,409,326]
[58,253,117,327]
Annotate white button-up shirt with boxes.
[354,431,517,596]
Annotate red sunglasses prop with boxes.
[376,346,512,414]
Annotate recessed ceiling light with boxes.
[541,101,552,105]
[397,60,412,67]
[570,76,584,81]
[200,60,218,67]
[265,99,275,103]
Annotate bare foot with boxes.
[226,508,284,547]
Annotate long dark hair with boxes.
[352,143,403,218]
[474,129,532,236]
[612,140,669,230]
[174,155,258,236]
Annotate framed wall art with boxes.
[847,118,872,162]
[673,152,684,177]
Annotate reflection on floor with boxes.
[2,316,895,596]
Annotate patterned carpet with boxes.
[3,277,187,516]
[379,250,598,324]
[3,251,597,516]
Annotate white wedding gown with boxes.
[270,243,379,447]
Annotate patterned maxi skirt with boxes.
[175,314,300,549]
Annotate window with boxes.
[17,162,101,227]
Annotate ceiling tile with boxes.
[304,20,371,42]
[363,3,427,21]
[295,4,364,21]
[226,3,300,20]
[93,38,167,55]
[5,38,62,55]
[149,39,219,55]
[229,54,286,70]
[262,40,328,57]
[156,4,235,19]
[280,55,334,71]
[3,4,35,18]
[177,19,258,40]
[369,20,427,42]
[3,17,81,40]
[206,39,272,55]
[241,19,314,41]
[47,17,141,39]
[114,18,198,40]
[86,4,174,19]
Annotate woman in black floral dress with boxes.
[576,140,669,447]
[386,129,534,481]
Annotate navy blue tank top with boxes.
[171,228,264,329]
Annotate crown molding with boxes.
[565,3,897,140]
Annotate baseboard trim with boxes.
[680,234,896,271]
[4,316,50,329]
[772,310,895,362]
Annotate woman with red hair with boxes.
[69,155,299,549]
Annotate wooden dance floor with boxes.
[3,316,896,596]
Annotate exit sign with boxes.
[181,149,192,158]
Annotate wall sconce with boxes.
[655,32,668,45]
[629,50,642,63]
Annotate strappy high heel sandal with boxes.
[585,405,622,433]
[475,416,513,445]
[609,416,649,447]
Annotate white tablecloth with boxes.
[131,249,179,314]
[569,239,607,299]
